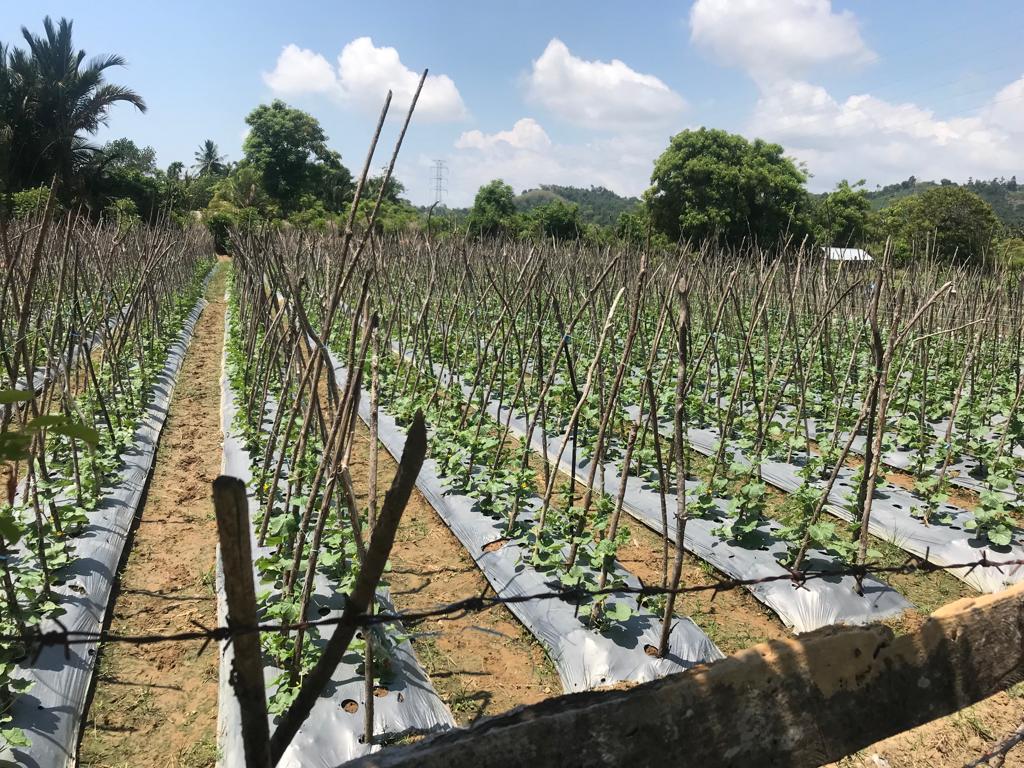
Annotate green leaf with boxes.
[0,511,22,546]
[605,601,632,622]
[0,727,30,748]
[987,526,1013,547]
[26,414,66,429]
[49,422,101,446]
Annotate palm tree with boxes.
[193,140,227,177]
[1,17,146,192]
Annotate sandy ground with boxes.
[835,685,1024,768]
[78,261,227,768]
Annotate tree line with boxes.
[463,129,1016,265]
[1,16,1018,266]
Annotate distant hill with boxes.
[865,176,1024,232]
[514,185,639,228]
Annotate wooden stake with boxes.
[270,411,428,765]
[213,475,272,768]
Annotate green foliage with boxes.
[287,195,334,230]
[101,138,157,175]
[103,196,140,229]
[0,16,146,195]
[647,128,810,246]
[212,165,275,214]
[616,204,670,249]
[523,199,583,241]
[867,175,1024,232]
[881,185,1000,263]
[468,179,516,237]
[997,237,1024,270]
[347,197,422,234]
[515,185,638,228]
[241,100,352,214]
[363,174,407,205]
[193,139,227,177]
[7,185,52,218]
[203,200,243,253]
[813,180,877,246]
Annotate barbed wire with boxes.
[8,552,1024,663]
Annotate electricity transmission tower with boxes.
[431,159,448,207]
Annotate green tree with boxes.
[881,186,1000,263]
[526,199,582,241]
[616,204,669,249]
[363,174,407,205]
[212,165,274,214]
[468,179,516,237]
[813,180,876,246]
[0,17,146,194]
[241,100,352,213]
[193,139,227,177]
[101,137,156,174]
[74,137,161,220]
[647,128,809,246]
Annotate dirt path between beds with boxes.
[78,260,228,768]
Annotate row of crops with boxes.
[0,212,214,765]
[219,258,454,766]
[219,228,1022,758]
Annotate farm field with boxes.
[3,5,1024,767]
[1,217,1023,767]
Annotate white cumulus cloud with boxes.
[444,117,663,206]
[262,44,338,94]
[690,0,876,81]
[750,76,1024,189]
[455,118,551,151]
[263,37,467,122]
[525,39,685,129]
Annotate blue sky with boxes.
[2,1,1023,206]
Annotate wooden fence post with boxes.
[213,474,272,768]
[343,581,1024,768]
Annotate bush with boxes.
[104,197,141,230]
[9,186,53,218]
[204,201,238,254]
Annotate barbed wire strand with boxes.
[8,552,1023,662]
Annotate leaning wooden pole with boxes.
[344,582,1024,768]
[269,411,429,765]
[213,475,272,768]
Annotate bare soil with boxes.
[78,261,228,768]
[834,683,1024,768]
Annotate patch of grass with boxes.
[178,737,219,768]
[954,708,995,741]
[199,565,216,596]
[687,605,764,655]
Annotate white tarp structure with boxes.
[825,247,873,262]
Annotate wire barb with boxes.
[2,554,1020,652]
